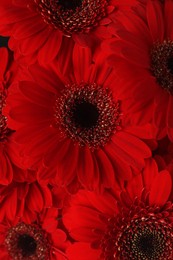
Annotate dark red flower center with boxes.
[33,0,109,35]
[129,226,169,259]
[100,205,173,260]
[17,234,37,257]
[167,57,173,75]
[151,40,173,94]
[137,232,155,255]
[54,82,121,149]
[5,222,50,259]
[72,101,99,128]
[58,0,83,10]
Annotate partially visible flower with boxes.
[0,177,52,223]
[0,208,68,259]
[4,45,152,191]
[153,135,173,170]
[104,0,173,141]
[152,135,173,201]
[0,0,143,64]
[0,47,16,88]
[63,159,173,260]
[0,47,18,185]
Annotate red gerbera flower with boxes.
[4,45,152,191]
[0,0,143,64]
[63,158,173,260]
[105,0,173,141]
[0,208,68,260]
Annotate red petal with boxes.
[19,81,54,107]
[9,103,51,123]
[86,190,118,215]
[29,64,63,93]
[142,158,158,189]
[0,7,36,23]
[95,149,116,188]
[13,15,46,39]
[77,147,97,189]
[0,150,13,185]
[38,30,62,64]
[149,170,172,206]
[154,88,168,128]
[19,29,49,55]
[64,206,103,241]
[57,142,79,187]
[51,229,67,246]
[6,188,17,220]
[66,243,101,260]
[165,0,173,38]
[73,44,92,84]
[126,174,143,200]
[146,0,164,42]
[111,132,151,169]
[27,183,44,212]
[0,48,8,80]
[167,96,173,128]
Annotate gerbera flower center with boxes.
[72,101,99,128]
[101,207,173,260]
[137,233,156,256]
[5,222,50,259]
[17,234,37,257]
[58,0,83,10]
[150,40,173,94]
[54,82,121,149]
[34,0,109,35]
[167,57,173,75]
[131,227,167,259]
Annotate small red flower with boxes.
[0,0,142,64]
[63,159,173,260]
[4,45,152,191]
[0,208,68,260]
[105,0,173,141]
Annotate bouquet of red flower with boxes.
[0,0,173,259]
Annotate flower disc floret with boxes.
[101,203,173,260]
[151,40,173,95]
[5,222,50,259]
[34,0,109,34]
[55,82,121,149]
